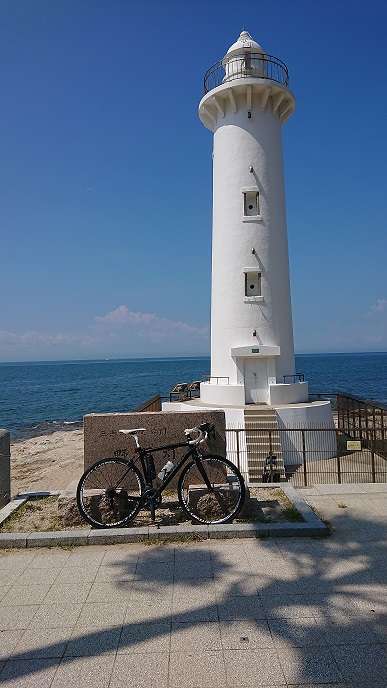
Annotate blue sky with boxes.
[0,0,386,362]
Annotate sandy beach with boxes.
[10,429,84,497]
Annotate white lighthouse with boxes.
[199,30,308,408]
[163,30,334,472]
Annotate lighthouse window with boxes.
[244,271,261,296]
[243,190,259,217]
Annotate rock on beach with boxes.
[10,429,84,497]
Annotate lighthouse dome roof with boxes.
[225,30,264,57]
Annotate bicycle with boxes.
[76,422,245,528]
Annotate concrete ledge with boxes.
[149,524,209,542]
[208,523,269,539]
[0,532,28,548]
[87,527,149,545]
[27,530,90,548]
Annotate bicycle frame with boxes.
[118,439,214,498]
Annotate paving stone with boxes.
[277,646,344,684]
[110,652,169,688]
[0,606,39,631]
[219,618,274,649]
[76,602,127,628]
[223,647,286,686]
[13,627,71,659]
[1,584,52,605]
[217,594,266,621]
[51,655,115,688]
[118,621,171,653]
[331,643,387,682]
[65,626,122,656]
[0,657,60,687]
[85,581,132,604]
[169,649,226,687]
[27,603,83,629]
[268,616,326,647]
[171,621,221,652]
[44,582,93,605]
[0,630,24,660]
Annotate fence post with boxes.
[336,429,342,484]
[235,429,240,472]
[302,429,308,487]
[0,430,11,508]
[268,429,273,481]
[371,429,376,483]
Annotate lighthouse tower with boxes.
[199,30,308,407]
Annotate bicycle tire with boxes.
[177,454,245,525]
[76,458,144,528]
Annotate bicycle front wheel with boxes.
[77,459,144,528]
[178,455,245,525]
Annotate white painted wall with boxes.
[275,401,336,465]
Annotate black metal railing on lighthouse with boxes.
[203,53,290,94]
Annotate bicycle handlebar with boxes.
[184,423,214,445]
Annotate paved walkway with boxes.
[0,483,386,687]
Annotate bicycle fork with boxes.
[193,454,214,492]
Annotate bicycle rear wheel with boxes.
[77,459,144,528]
[178,455,245,525]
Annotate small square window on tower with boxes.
[242,188,261,221]
[244,271,261,296]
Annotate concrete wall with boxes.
[84,411,226,488]
[0,430,11,508]
[275,401,336,466]
[269,381,309,405]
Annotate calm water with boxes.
[0,353,386,439]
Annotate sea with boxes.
[0,353,386,441]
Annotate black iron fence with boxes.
[204,53,289,94]
[225,426,387,487]
[337,392,386,459]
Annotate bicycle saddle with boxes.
[119,428,146,435]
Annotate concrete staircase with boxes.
[244,406,286,483]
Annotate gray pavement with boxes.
[1,482,387,687]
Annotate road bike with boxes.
[76,423,245,528]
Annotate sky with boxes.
[0,0,386,362]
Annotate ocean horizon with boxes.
[1,352,386,440]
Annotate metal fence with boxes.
[225,426,387,487]
[204,53,289,94]
[337,393,386,460]
[132,394,162,413]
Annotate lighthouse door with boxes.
[244,358,268,404]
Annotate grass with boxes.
[1,495,59,532]
[281,504,305,522]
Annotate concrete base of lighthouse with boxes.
[199,379,309,407]
[162,393,335,478]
